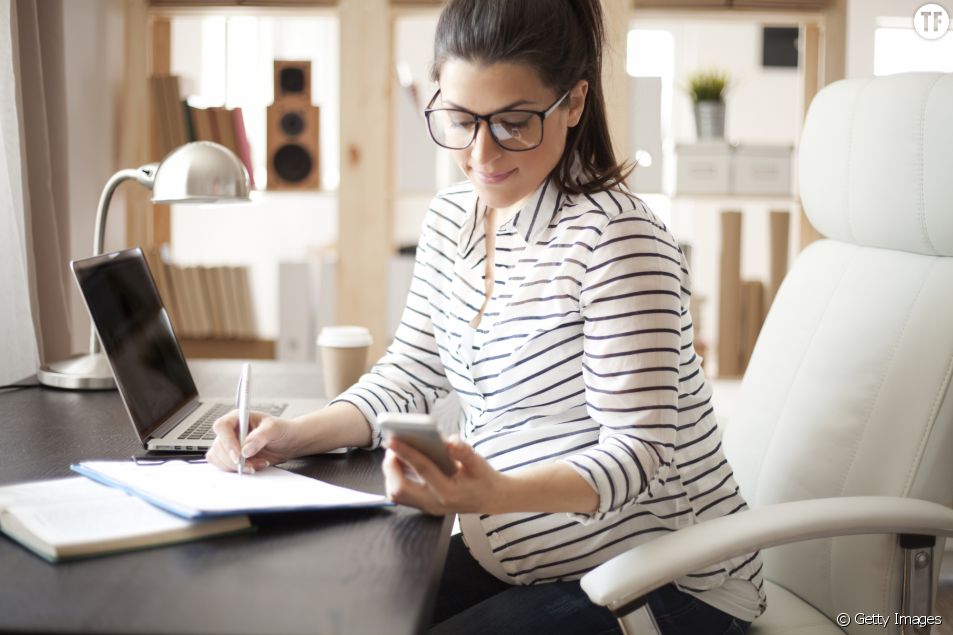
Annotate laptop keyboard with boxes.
[179,402,288,441]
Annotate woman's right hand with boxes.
[206,410,302,473]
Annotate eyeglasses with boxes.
[424,89,570,152]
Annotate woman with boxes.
[208,1,764,633]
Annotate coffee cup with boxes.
[317,326,373,399]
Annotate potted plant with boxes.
[687,69,729,140]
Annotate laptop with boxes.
[71,248,325,452]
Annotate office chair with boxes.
[581,72,953,634]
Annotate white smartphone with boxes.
[377,413,455,476]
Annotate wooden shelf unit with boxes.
[180,338,276,360]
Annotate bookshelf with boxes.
[136,6,349,359]
[124,0,838,370]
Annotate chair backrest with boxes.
[723,73,953,633]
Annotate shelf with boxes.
[673,193,799,202]
[180,338,276,360]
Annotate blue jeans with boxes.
[429,535,751,635]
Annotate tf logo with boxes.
[915,3,950,40]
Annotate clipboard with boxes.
[72,460,393,520]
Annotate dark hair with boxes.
[431,0,631,195]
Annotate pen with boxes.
[237,362,251,478]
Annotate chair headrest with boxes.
[799,72,953,256]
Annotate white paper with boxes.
[75,461,390,517]
[7,497,196,545]
[0,477,121,509]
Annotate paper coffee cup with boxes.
[317,326,372,398]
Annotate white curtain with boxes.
[0,0,39,384]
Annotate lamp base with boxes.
[37,353,116,390]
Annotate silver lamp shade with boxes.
[152,141,251,204]
[37,141,251,390]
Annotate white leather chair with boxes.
[581,72,953,634]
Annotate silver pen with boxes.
[236,362,251,477]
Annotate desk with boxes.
[0,360,452,635]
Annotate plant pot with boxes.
[694,99,725,139]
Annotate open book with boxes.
[72,460,393,519]
[0,477,251,562]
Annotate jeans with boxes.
[429,535,751,635]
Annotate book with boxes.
[233,266,258,339]
[72,461,392,520]
[142,247,181,334]
[198,266,224,338]
[232,107,255,188]
[211,107,240,161]
[167,264,196,338]
[0,477,250,562]
[185,266,212,337]
[215,266,241,339]
[189,105,216,143]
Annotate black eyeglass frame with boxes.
[423,89,570,152]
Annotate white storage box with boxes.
[676,142,731,195]
[733,144,793,196]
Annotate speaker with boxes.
[268,60,320,190]
[274,60,312,101]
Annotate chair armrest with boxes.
[581,496,953,611]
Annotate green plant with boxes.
[687,69,729,103]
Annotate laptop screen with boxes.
[72,248,198,442]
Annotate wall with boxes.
[62,0,125,354]
[630,16,802,366]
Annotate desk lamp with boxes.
[37,141,251,390]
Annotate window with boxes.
[873,27,953,76]
[170,14,340,190]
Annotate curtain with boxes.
[15,0,73,366]
[0,0,38,384]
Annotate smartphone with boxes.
[377,413,455,476]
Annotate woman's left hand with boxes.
[382,436,507,515]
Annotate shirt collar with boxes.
[501,177,564,244]
[457,173,568,256]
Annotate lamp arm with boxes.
[91,165,158,257]
[88,164,158,354]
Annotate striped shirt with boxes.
[335,177,766,619]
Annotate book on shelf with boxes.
[215,266,239,338]
[210,107,240,159]
[148,75,189,160]
[189,104,216,144]
[185,103,255,187]
[167,264,196,338]
[232,107,255,188]
[187,266,212,337]
[198,266,224,337]
[140,250,259,341]
[0,476,250,563]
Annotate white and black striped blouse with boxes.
[335,177,766,619]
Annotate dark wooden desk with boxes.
[0,361,452,635]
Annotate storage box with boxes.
[733,144,793,196]
[676,142,731,194]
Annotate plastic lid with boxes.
[317,326,373,348]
